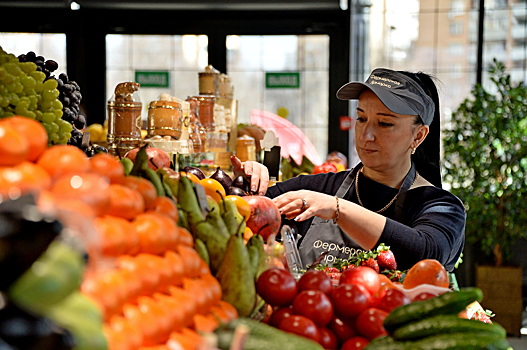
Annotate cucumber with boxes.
[384,287,483,332]
[392,314,506,341]
[365,335,407,350]
[410,331,505,350]
[215,318,324,350]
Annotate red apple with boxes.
[124,146,171,170]
[245,196,281,242]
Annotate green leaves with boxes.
[442,59,527,265]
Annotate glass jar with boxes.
[107,82,142,157]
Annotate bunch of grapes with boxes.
[17,50,89,149]
[0,46,72,145]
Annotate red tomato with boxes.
[256,268,298,307]
[328,317,356,344]
[297,270,332,294]
[341,336,370,350]
[312,162,338,174]
[318,327,338,349]
[376,288,411,313]
[269,306,294,328]
[339,266,381,296]
[279,315,320,343]
[331,283,372,319]
[412,292,437,302]
[292,290,334,327]
[354,308,389,340]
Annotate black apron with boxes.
[297,162,417,268]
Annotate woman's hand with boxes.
[230,155,270,195]
[273,190,337,222]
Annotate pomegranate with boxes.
[245,196,281,242]
[124,146,171,170]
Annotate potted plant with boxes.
[442,59,527,335]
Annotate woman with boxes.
[231,68,465,272]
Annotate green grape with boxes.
[40,100,53,110]
[42,89,58,103]
[20,61,37,74]
[53,109,63,119]
[43,78,58,90]
[49,132,60,144]
[30,70,46,83]
[21,75,36,90]
[58,119,73,133]
[25,111,36,119]
[3,62,22,76]
[42,112,56,124]
[52,99,63,110]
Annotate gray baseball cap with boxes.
[336,68,435,126]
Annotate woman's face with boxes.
[354,89,428,173]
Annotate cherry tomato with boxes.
[256,268,298,307]
[341,336,370,350]
[269,306,294,328]
[331,283,372,319]
[339,266,381,296]
[279,315,320,343]
[318,327,338,349]
[354,308,388,340]
[412,292,437,302]
[297,270,332,294]
[376,288,411,313]
[292,290,334,327]
[328,317,356,344]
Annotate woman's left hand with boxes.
[273,190,337,222]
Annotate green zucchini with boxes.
[384,287,483,332]
[392,314,506,341]
[409,331,505,350]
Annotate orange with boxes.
[122,175,158,210]
[89,152,125,184]
[164,251,185,287]
[0,124,29,166]
[0,162,51,199]
[105,184,145,220]
[243,226,254,243]
[403,259,450,289]
[50,172,111,216]
[152,195,179,222]
[199,177,226,203]
[225,194,251,220]
[0,115,48,162]
[179,171,201,184]
[37,144,90,180]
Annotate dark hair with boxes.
[399,71,442,188]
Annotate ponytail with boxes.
[399,71,442,188]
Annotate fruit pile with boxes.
[0,116,241,349]
[255,257,511,350]
[0,46,72,145]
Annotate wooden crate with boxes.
[476,265,523,336]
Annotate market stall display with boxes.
[0,45,516,350]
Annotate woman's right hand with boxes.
[230,155,270,195]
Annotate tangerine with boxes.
[37,144,90,180]
[50,172,111,216]
[89,152,125,184]
[403,259,449,289]
[122,175,157,210]
[0,162,51,199]
[0,123,29,166]
[152,196,179,222]
[0,116,48,162]
[105,184,145,219]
